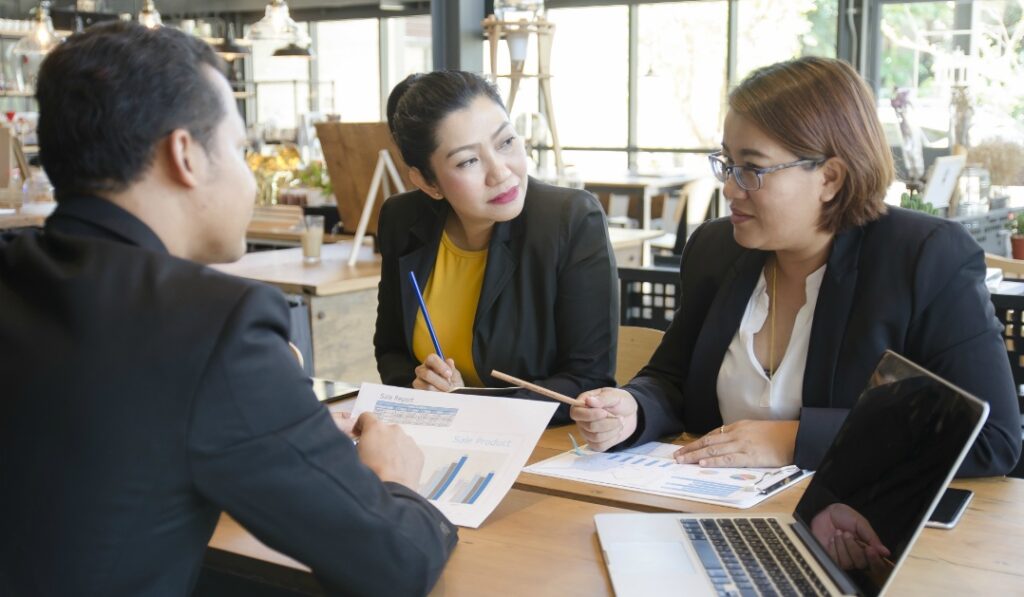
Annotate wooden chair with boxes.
[986,253,1024,279]
[615,325,665,386]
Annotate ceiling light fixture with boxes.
[248,0,300,41]
[13,2,61,58]
[214,23,251,61]
[137,0,162,29]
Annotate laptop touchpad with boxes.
[604,541,700,597]
[605,541,695,572]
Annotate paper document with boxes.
[524,442,811,509]
[351,383,557,527]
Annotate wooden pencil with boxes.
[490,370,584,407]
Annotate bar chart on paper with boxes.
[524,442,809,509]
[350,383,558,527]
[419,448,507,505]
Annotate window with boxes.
[735,0,838,83]
[249,24,311,131]
[386,15,432,93]
[547,5,629,149]
[637,1,728,151]
[876,1,1024,146]
[316,19,381,121]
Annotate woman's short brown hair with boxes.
[729,57,893,234]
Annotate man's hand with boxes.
[354,413,424,489]
[811,503,891,570]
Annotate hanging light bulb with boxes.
[137,0,162,29]
[12,2,61,93]
[13,2,60,57]
[247,0,299,41]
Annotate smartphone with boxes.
[926,488,973,529]
[311,378,359,404]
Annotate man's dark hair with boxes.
[36,21,227,199]
[386,70,505,183]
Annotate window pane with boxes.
[483,18,540,119]
[316,19,380,121]
[637,1,728,150]
[547,6,628,148]
[878,1,1024,155]
[564,150,628,177]
[248,23,310,129]
[386,15,432,92]
[735,0,838,82]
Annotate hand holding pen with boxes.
[567,387,640,452]
[408,271,465,392]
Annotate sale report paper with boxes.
[351,383,557,527]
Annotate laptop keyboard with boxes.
[681,518,830,597]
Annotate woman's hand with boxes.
[811,503,891,571]
[569,388,639,452]
[674,419,799,467]
[412,353,465,392]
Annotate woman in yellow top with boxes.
[374,70,618,421]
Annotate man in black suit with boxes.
[0,22,456,596]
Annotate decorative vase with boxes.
[1011,235,1024,260]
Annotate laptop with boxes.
[595,350,990,597]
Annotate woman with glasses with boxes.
[570,56,1020,477]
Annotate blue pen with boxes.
[408,271,446,362]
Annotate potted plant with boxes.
[899,191,941,216]
[290,161,334,207]
[1008,213,1024,259]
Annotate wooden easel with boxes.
[0,124,30,208]
[315,122,412,263]
[347,149,405,266]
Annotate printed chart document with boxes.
[351,383,557,527]
[524,442,811,509]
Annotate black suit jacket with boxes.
[374,178,618,421]
[0,196,457,596]
[622,207,1021,476]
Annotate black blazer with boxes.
[0,197,456,596]
[374,178,618,421]
[621,207,1021,477]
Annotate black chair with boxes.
[618,266,680,331]
[990,293,1024,478]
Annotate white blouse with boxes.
[716,264,827,424]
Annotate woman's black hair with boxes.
[386,70,505,183]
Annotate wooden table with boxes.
[584,172,696,265]
[204,421,1024,595]
[212,242,383,383]
[214,229,657,382]
[607,227,663,269]
[0,210,47,230]
[206,489,626,596]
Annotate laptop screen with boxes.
[793,351,988,597]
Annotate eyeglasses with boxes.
[708,151,824,191]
